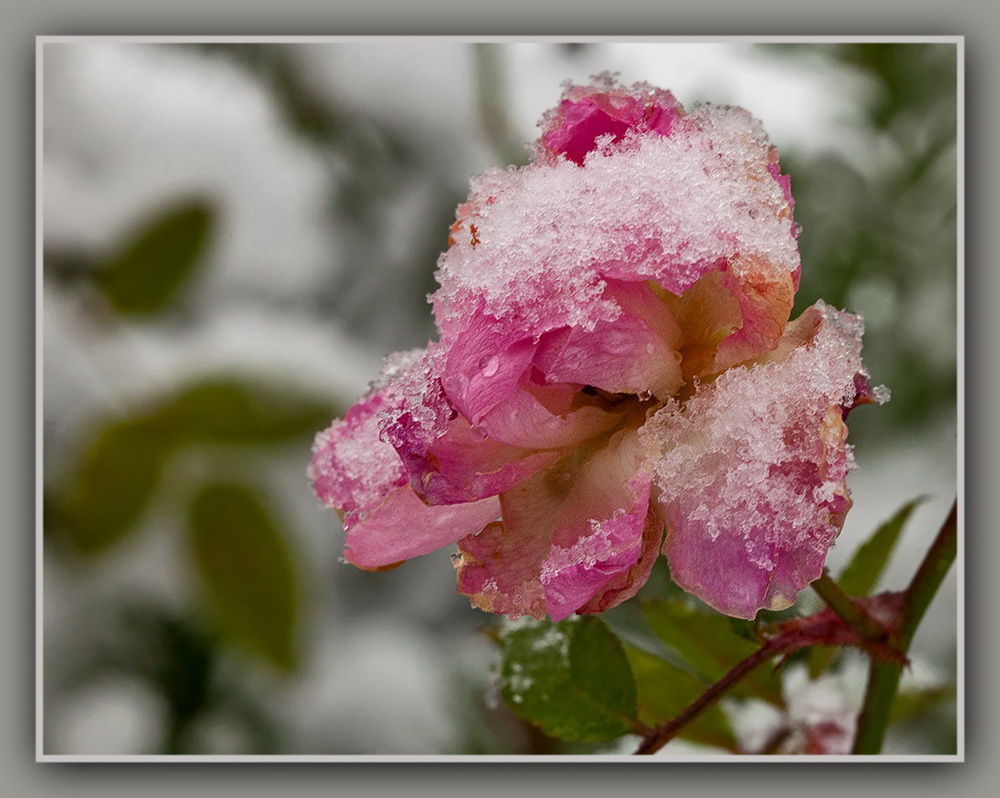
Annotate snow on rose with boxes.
[309,74,886,622]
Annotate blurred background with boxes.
[40,40,959,757]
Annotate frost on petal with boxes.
[309,392,408,517]
[540,472,662,622]
[454,417,656,620]
[371,343,554,505]
[432,93,799,357]
[309,386,500,569]
[536,75,684,165]
[641,301,885,619]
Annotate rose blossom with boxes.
[309,74,885,622]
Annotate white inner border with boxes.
[35,33,965,764]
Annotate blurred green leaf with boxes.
[625,643,735,751]
[498,616,638,742]
[839,496,927,597]
[642,599,783,705]
[158,377,339,447]
[61,416,173,556]
[187,482,300,671]
[95,199,213,317]
[890,683,956,728]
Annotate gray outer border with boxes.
[6,0,993,795]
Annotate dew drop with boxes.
[479,355,500,377]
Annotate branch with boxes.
[635,642,781,755]
[634,591,909,756]
[811,570,888,642]
[851,500,957,754]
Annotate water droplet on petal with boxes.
[479,355,500,377]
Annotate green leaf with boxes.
[157,377,339,447]
[187,482,300,671]
[95,199,213,316]
[838,496,927,597]
[498,616,638,742]
[642,599,783,704]
[625,644,735,751]
[889,683,955,726]
[61,416,173,556]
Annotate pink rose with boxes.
[309,75,884,621]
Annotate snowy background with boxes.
[40,40,959,757]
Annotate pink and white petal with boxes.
[532,285,684,401]
[309,392,408,515]
[575,511,665,616]
[455,416,655,620]
[642,301,879,619]
[454,520,549,618]
[373,341,585,505]
[431,101,800,339]
[343,487,500,570]
[540,472,655,622]
[537,79,683,165]
[400,412,566,505]
[310,377,501,570]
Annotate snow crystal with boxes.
[309,397,407,514]
[432,102,798,343]
[641,301,869,562]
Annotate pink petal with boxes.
[391,409,565,505]
[474,376,626,449]
[537,78,684,165]
[439,315,627,449]
[454,416,655,620]
[533,281,684,401]
[641,302,881,619]
[309,384,500,569]
[440,319,537,424]
[539,472,656,622]
[309,392,407,516]
[432,92,800,343]
[342,486,500,570]
[574,512,665,616]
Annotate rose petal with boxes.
[575,510,665,616]
[538,78,683,165]
[713,264,796,373]
[432,96,800,341]
[309,392,408,515]
[343,486,500,570]
[641,301,877,618]
[454,416,654,619]
[309,386,500,569]
[393,410,566,505]
[475,375,628,449]
[539,472,656,622]
[533,281,684,401]
[440,318,537,424]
